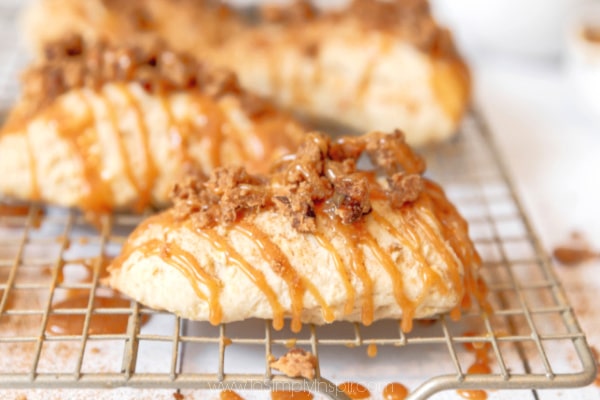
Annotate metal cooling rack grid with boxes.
[0,111,596,400]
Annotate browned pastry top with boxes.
[19,34,272,119]
[260,0,457,55]
[171,130,426,233]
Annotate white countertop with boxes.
[473,54,600,399]
[1,1,599,397]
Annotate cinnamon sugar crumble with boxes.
[388,173,423,208]
[270,348,317,380]
[20,34,262,118]
[258,0,451,54]
[171,131,425,233]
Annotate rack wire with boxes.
[0,110,596,399]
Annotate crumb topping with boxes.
[270,348,317,380]
[171,130,425,233]
[19,34,258,118]
[258,0,450,53]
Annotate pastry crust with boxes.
[23,0,471,146]
[0,38,305,212]
[108,131,485,332]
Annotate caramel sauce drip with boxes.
[112,225,222,325]
[420,180,488,313]
[188,94,225,170]
[101,93,140,210]
[321,215,374,326]
[271,391,313,400]
[356,220,413,332]
[221,389,244,400]
[338,382,370,399]
[0,204,30,217]
[583,26,600,44]
[366,343,377,358]
[313,232,355,316]
[382,382,409,400]
[67,92,114,212]
[457,389,487,400]
[117,85,157,211]
[160,96,194,173]
[199,228,285,330]
[160,240,223,325]
[458,331,491,399]
[47,295,135,335]
[24,134,40,200]
[235,222,334,332]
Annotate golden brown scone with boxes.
[23,0,471,146]
[108,131,486,333]
[0,37,306,212]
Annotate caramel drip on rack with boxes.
[234,222,334,332]
[118,85,157,210]
[198,228,285,330]
[382,382,409,400]
[320,213,374,326]
[47,295,132,335]
[313,232,355,316]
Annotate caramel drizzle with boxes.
[188,94,224,170]
[313,232,355,316]
[356,220,414,332]
[114,236,223,325]
[420,180,488,313]
[100,91,140,207]
[235,222,334,332]
[160,96,193,170]
[24,130,40,200]
[118,85,157,211]
[197,228,285,330]
[321,215,375,326]
[73,92,114,211]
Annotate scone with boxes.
[108,131,485,333]
[0,36,305,212]
[23,0,471,146]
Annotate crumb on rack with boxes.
[172,392,185,400]
[552,231,599,266]
[270,348,317,380]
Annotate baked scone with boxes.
[108,131,485,332]
[0,37,305,212]
[23,0,471,146]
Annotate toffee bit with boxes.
[172,130,426,232]
[330,175,372,224]
[18,35,256,119]
[365,130,426,175]
[388,172,423,208]
[261,0,316,23]
[270,348,317,380]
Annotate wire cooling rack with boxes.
[0,110,596,400]
[0,2,596,399]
